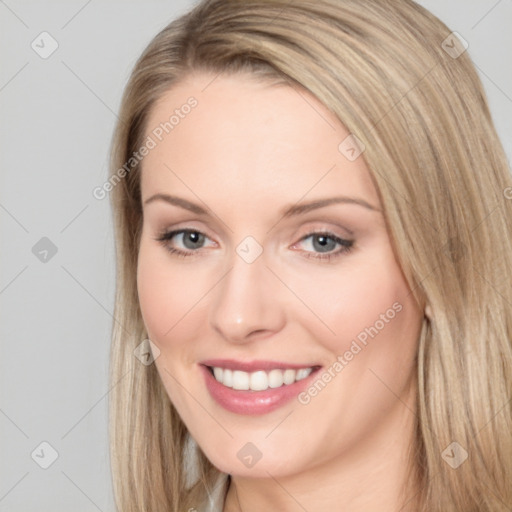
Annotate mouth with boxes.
[199,359,322,415]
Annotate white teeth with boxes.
[296,368,313,381]
[283,369,296,385]
[268,369,284,388]
[250,371,268,391]
[232,370,249,390]
[223,368,233,388]
[210,366,315,391]
[213,367,223,381]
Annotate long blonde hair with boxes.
[107,1,512,510]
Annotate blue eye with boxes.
[295,232,354,262]
[155,229,214,258]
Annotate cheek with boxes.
[136,241,206,345]
[294,252,421,358]
[136,242,208,411]
[287,253,422,454]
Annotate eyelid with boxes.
[290,220,354,243]
[155,227,217,247]
[155,220,216,239]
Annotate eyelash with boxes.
[155,228,354,262]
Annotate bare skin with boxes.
[137,71,424,512]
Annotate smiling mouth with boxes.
[205,365,321,392]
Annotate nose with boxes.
[208,247,286,344]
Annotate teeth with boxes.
[250,371,268,391]
[283,369,296,385]
[268,369,283,388]
[296,368,312,381]
[232,370,249,390]
[223,368,233,388]
[210,366,314,391]
[213,367,223,381]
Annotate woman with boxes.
[107,1,512,510]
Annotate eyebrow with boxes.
[143,193,380,216]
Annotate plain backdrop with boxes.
[1,1,511,510]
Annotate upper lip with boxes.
[200,358,321,372]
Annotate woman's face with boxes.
[137,72,423,477]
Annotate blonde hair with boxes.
[108,1,512,510]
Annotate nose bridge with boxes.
[209,243,285,342]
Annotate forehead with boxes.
[140,72,379,212]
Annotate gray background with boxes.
[1,1,510,510]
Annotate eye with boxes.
[292,231,354,262]
[154,228,354,262]
[154,229,215,257]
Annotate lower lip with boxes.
[200,365,320,415]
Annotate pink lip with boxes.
[199,362,321,415]
[200,358,318,372]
